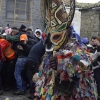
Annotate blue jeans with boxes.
[94,67,100,96]
[14,57,27,91]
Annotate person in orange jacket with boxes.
[0,38,17,91]
[0,44,4,94]
[0,39,16,60]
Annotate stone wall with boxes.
[80,9,100,40]
[32,0,44,31]
[0,0,44,32]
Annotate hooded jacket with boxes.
[27,41,45,64]
[0,39,16,59]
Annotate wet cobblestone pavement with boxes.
[0,90,30,100]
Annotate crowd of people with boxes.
[0,24,100,100]
[0,24,46,99]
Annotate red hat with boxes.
[42,33,46,39]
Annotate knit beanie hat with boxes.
[19,24,26,30]
[81,38,89,44]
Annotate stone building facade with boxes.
[0,0,44,31]
[65,1,100,39]
[1,0,100,38]
[80,8,100,39]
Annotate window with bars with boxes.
[6,0,31,22]
[6,0,14,19]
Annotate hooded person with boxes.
[34,28,43,41]
[0,39,16,60]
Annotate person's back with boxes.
[24,41,45,98]
[28,41,45,64]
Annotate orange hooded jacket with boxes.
[0,39,16,60]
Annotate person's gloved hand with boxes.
[17,45,23,50]
[49,56,58,70]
